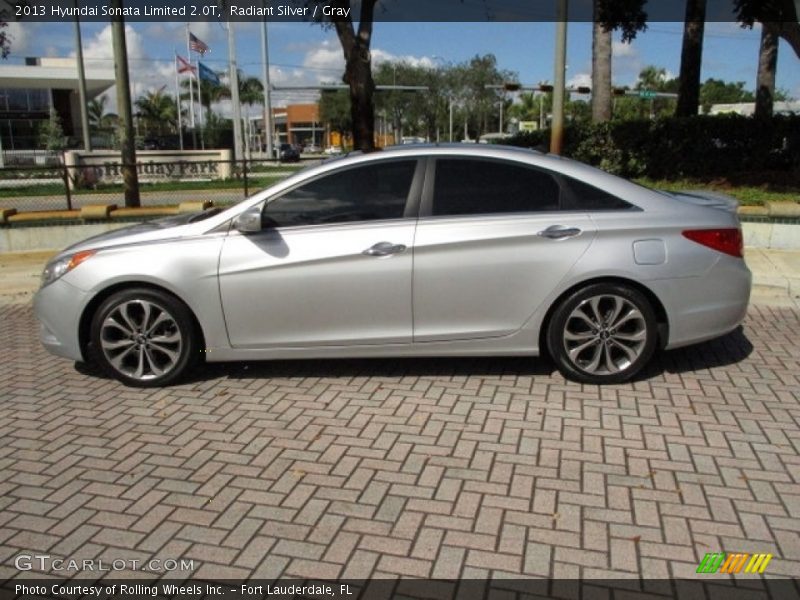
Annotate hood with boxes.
[663,189,740,214]
[60,208,224,255]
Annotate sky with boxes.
[3,18,799,117]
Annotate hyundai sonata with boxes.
[34,145,751,387]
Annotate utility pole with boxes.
[550,0,568,155]
[227,22,243,163]
[74,1,91,152]
[110,0,139,207]
[260,2,274,159]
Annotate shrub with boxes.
[501,114,800,180]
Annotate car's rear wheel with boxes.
[89,288,199,387]
[547,283,658,384]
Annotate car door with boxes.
[218,158,423,349]
[412,157,597,342]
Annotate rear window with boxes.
[562,177,635,211]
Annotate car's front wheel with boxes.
[89,288,199,387]
[547,283,658,384]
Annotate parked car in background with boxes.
[305,144,322,154]
[278,143,301,163]
[324,145,343,155]
[34,145,751,387]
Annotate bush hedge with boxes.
[500,115,800,180]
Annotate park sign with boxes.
[62,149,233,190]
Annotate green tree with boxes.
[319,89,352,147]
[135,89,178,136]
[180,76,227,115]
[457,54,515,139]
[699,78,755,113]
[39,109,66,151]
[238,75,264,107]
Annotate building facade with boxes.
[0,57,114,152]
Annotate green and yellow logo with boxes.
[696,552,772,574]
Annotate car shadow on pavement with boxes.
[74,328,753,386]
[636,326,754,381]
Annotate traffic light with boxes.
[539,84,554,93]
[575,86,591,94]
[613,88,627,96]
[503,82,521,92]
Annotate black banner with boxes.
[2,579,800,600]
[1,0,799,23]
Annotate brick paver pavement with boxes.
[1,302,799,581]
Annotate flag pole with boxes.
[186,24,197,149]
[174,49,184,150]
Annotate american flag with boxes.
[189,32,209,55]
[176,54,195,74]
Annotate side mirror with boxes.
[233,206,263,234]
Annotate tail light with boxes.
[682,228,743,258]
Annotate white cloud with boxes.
[612,40,637,58]
[612,40,643,86]
[567,72,592,88]
[71,25,177,112]
[6,22,29,54]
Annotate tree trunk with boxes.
[675,0,707,117]
[109,5,140,207]
[591,20,612,122]
[344,53,376,152]
[755,23,779,120]
[333,1,378,153]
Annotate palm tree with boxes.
[590,1,647,123]
[238,75,264,108]
[591,20,613,122]
[180,75,227,116]
[754,23,779,119]
[676,0,707,117]
[135,88,178,136]
[87,95,117,130]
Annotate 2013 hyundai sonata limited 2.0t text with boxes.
[34,145,751,387]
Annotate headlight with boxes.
[40,250,96,288]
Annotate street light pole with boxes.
[73,0,91,152]
[227,22,243,162]
[260,2,274,159]
[550,0,568,155]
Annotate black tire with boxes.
[547,283,658,384]
[89,288,200,387]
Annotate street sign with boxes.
[639,90,657,99]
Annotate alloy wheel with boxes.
[99,299,183,381]
[562,294,648,375]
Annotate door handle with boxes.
[537,225,582,240]
[363,242,407,256]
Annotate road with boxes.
[1,252,799,584]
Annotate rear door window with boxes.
[431,158,561,216]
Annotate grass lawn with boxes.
[636,178,800,206]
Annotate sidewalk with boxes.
[1,247,798,308]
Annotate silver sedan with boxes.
[34,145,751,387]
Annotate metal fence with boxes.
[0,156,321,214]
